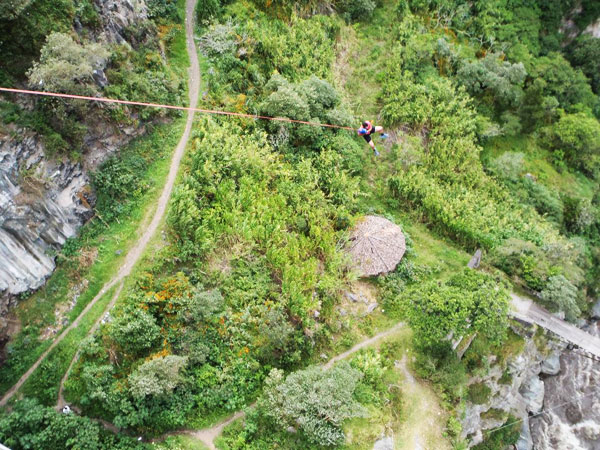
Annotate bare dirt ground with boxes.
[395,355,451,450]
[0,0,201,408]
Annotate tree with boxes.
[407,269,509,349]
[128,355,188,398]
[456,53,526,110]
[541,275,581,322]
[529,53,596,112]
[259,362,367,446]
[568,35,600,94]
[27,32,109,92]
[109,308,161,356]
[259,74,348,152]
[551,112,600,176]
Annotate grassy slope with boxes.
[217,1,468,447]
[334,2,466,447]
[482,135,597,200]
[0,0,190,402]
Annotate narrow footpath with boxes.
[0,0,201,408]
[154,323,407,449]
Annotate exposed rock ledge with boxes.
[0,131,93,315]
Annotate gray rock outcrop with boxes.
[531,321,600,449]
[516,416,533,450]
[520,376,544,414]
[540,353,561,376]
[94,0,149,44]
[0,131,93,313]
[460,326,565,447]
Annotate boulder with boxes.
[521,377,544,414]
[366,302,378,314]
[516,415,533,450]
[540,354,561,376]
[467,249,482,269]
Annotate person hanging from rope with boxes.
[357,120,388,156]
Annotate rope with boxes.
[0,86,355,130]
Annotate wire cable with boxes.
[0,86,355,130]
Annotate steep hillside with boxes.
[0,1,599,449]
[0,0,185,335]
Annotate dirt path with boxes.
[0,0,201,408]
[324,322,405,369]
[150,322,407,449]
[395,355,450,450]
[56,280,124,410]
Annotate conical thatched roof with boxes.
[347,216,406,277]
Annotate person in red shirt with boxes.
[357,120,388,156]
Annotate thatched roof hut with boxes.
[347,216,406,277]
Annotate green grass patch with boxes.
[151,435,209,450]
[20,283,120,405]
[480,408,507,422]
[467,382,492,405]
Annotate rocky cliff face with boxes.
[0,130,93,314]
[460,320,565,448]
[0,0,149,332]
[461,318,600,449]
[531,321,600,449]
[92,0,148,44]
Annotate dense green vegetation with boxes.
[0,0,185,156]
[0,398,140,450]
[1,0,599,448]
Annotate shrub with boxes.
[540,275,581,322]
[27,32,109,93]
[147,0,180,23]
[488,152,525,180]
[414,341,467,404]
[92,154,147,220]
[550,113,600,176]
[489,238,552,291]
[337,0,376,23]
[467,382,491,405]
[406,269,509,351]
[523,179,563,225]
[258,363,367,446]
[109,308,161,356]
[128,355,188,398]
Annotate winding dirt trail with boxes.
[395,355,450,450]
[0,0,200,408]
[152,322,406,449]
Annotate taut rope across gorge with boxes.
[0,87,354,130]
